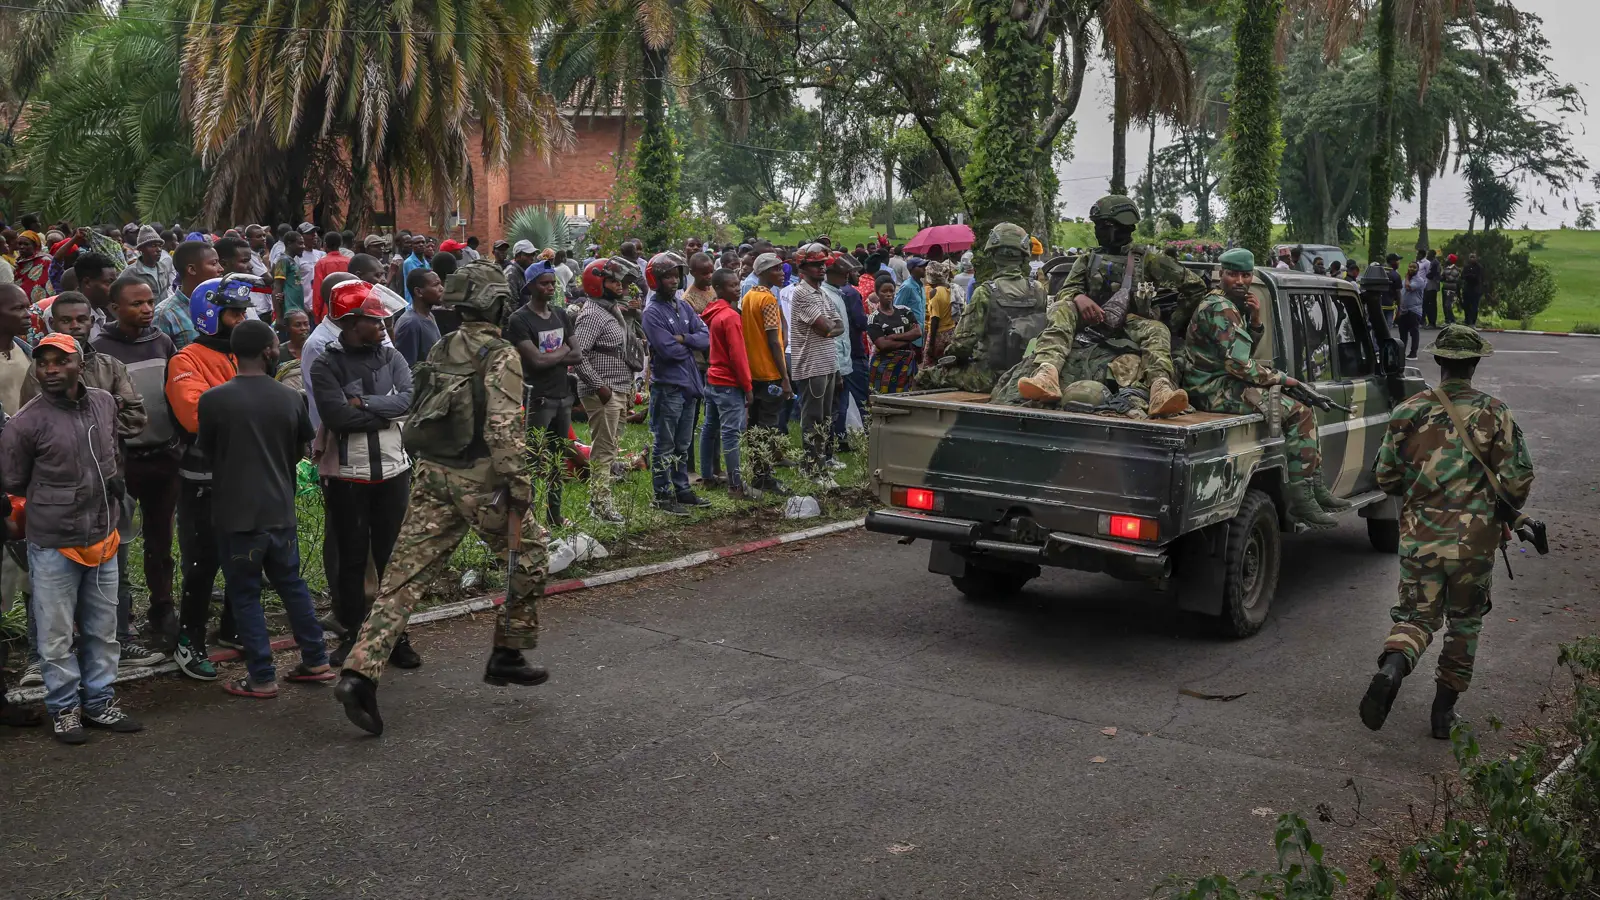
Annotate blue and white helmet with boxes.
[190,274,259,336]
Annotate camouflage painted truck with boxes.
[865,269,1424,637]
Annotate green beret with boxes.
[1219,248,1255,272]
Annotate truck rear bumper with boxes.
[866,509,1171,579]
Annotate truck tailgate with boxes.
[869,391,1256,542]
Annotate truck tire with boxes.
[951,569,1032,601]
[1367,518,1400,554]
[1216,489,1280,638]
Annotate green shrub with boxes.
[1573,322,1600,335]
[1500,261,1557,329]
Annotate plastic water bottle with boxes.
[766,384,783,397]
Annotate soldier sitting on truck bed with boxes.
[1004,195,1209,417]
[915,222,1047,395]
[1180,248,1351,528]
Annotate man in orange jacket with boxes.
[164,275,253,680]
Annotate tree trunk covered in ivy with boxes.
[883,152,897,239]
[965,0,1052,255]
[636,38,679,250]
[1416,169,1430,252]
[1367,0,1397,262]
[1225,0,1284,260]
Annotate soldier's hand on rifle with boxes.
[1073,294,1103,325]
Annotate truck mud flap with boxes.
[1172,528,1226,616]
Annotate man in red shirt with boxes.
[700,269,758,500]
[310,232,352,323]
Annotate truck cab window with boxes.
[1330,293,1376,377]
[1292,294,1331,381]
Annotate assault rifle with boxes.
[1284,382,1353,415]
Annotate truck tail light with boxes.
[1102,514,1159,542]
[891,486,941,512]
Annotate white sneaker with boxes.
[826,458,847,471]
[118,640,168,668]
[19,661,43,687]
[812,477,839,491]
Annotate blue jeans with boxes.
[701,384,748,487]
[219,528,328,684]
[27,543,119,715]
[650,383,699,498]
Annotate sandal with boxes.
[286,664,337,684]
[223,677,279,699]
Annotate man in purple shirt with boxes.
[642,252,710,516]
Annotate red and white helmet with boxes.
[582,257,633,298]
[644,251,687,292]
[793,242,831,266]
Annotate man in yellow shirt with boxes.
[740,253,790,494]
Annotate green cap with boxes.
[1427,324,1494,359]
[1089,195,1140,227]
[1219,248,1255,272]
[983,222,1030,254]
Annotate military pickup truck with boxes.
[865,269,1424,636]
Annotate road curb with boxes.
[4,516,866,706]
[1479,328,1600,338]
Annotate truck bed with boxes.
[868,389,1278,545]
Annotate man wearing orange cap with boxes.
[0,333,143,744]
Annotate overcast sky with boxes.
[1058,0,1596,229]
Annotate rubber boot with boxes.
[1312,476,1354,511]
[484,648,550,687]
[389,633,423,670]
[1147,377,1190,417]
[1359,651,1411,731]
[1287,481,1339,528]
[1431,684,1461,740]
[1018,363,1062,402]
[334,671,383,736]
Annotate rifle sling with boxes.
[1429,385,1523,526]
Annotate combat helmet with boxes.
[1426,324,1494,359]
[1088,195,1140,227]
[982,222,1030,255]
[443,258,512,321]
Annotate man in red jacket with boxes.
[700,269,758,500]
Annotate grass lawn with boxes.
[762,224,923,248]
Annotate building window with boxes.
[554,201,602,218]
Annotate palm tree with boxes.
[183,0,565,228]
[18,0,207,223]
[539,0,781,250]
[0,0,105,145]
[506,206,571,251]
[1226,0,1285,259]
[1102,0,1195,196]
[1317,0,1470,259]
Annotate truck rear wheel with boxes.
[1367,518,1400,553]
[951,569,1033,601]
[1216,489,1280,638]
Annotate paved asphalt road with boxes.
[2,333,1596,899]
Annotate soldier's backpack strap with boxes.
[1430,386,1525,527]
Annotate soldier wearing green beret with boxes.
[916,222,1048,394]
[1179,248,1347,527]
[1010,195,1208,416]
[1360,325,1534,739]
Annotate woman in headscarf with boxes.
[13,230,52,303]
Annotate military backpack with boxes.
[981,276,1049,374]
[403,329,511,467]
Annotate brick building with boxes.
[385,108,636,245]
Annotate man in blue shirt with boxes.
[642,253,710,515]
[400,234,431,302]
[893,257,928,348]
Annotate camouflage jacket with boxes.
[945,264,1032,365]
[1060,246,1208,327]
[1375,378,1534,561]
[1178,291,1280,408]
[456,320,536,504]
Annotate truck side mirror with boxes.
[1357,264,1404,375]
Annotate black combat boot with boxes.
[483,648,550,687]
[334,672,383,736]
[1431,684,1461,740]
[389,633,423,670]
[1359,651,1411,731]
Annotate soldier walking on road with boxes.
[1180,249,1350,527]
[915,223,1046,395]
[336,261,550,737]
[1360,326,1534,739]
[1011,196,1207,416]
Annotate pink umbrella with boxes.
[902,223,975,255]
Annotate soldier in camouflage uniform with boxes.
[336,262,550,737]
[1360,325,1534,739]
[1012,195,1207,416]
[1180,248,1346,528]
[916,223,1047,394]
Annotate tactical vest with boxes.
[982,276,1048,374]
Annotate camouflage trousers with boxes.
[1383,554,1494,693]
[1193,389,1322,481]
[915,360,999,394]
[343,461,549,683]
[1031,303,1175,386]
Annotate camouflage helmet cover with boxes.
[1089,194,1140,227]
[982,222,1030,254]
[1427,324,1494,359]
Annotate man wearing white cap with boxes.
[505,239,538,304]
